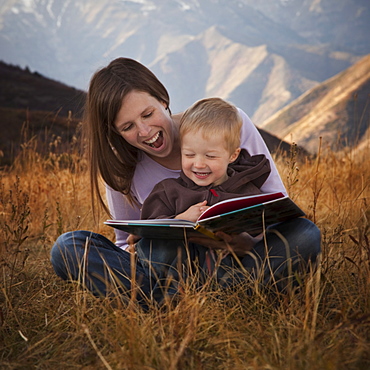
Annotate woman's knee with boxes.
[295,218,321,256]
[50,230,91,280]
[267,217,321,260]
[51,232,70,261]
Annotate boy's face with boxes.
[181,131,240,187]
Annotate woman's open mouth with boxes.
[144,131,164,148]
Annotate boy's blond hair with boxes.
[179,97,242,153]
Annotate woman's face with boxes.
[114,90,178,160]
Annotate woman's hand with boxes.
[175,200,209,223]
[189,231,263,257]
[126,233,141,254]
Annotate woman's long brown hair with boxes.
[84,58,170,215]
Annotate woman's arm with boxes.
[238,108,287,195]
[106,184,141,249]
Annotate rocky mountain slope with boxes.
[0,0,368,123]
[259,54,370,153]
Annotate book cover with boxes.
[104,192,305,240]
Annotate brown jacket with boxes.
[141,149,271,220]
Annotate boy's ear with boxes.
[229,147,241,163]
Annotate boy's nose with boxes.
[194,158,206,168]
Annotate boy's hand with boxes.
[175,200,209,223]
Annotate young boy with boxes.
[137,97,272,298]
[140,97,271,221]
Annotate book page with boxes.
[105,219,195,226]
[197,192,285,221]
[197,196,304,236]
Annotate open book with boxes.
[105,192,305,240]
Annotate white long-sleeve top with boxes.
[106,108,287,249]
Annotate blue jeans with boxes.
[50,218,321,304]
[50,231,156,305]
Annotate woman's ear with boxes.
[160,100,171,113]
[229,147,241,163]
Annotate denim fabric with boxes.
[219,217,321,291]
[50,230,155,305]
[50,218,321,304]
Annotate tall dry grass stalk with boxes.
[1,131,369,369]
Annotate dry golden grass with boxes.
[1,135,369,369]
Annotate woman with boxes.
[50,58,321,304]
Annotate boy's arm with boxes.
[141,182,209,222]
[140,182,177,220]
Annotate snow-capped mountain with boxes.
[0,0,369,123]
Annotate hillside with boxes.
[0,62,86,116]
[259,54,370,153]
[0,62,84,166]
[0,61,299,167]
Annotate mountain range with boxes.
[0,0,369,123]
[1,51,368,167]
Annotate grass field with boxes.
[1,134,369,369]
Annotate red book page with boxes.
[197,192,285,221]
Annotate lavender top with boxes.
[106,108,287,249]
